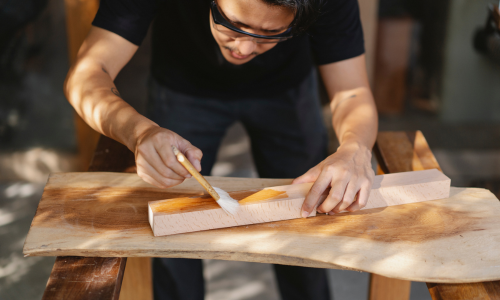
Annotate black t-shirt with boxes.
[92,0,364,99]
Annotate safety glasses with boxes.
[210,1,294,44]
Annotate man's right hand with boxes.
[63,26,203,190]
[134,126,203,189]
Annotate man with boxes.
[64,0,378,299]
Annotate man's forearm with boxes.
[64,60,158,151]
[330,86,378,151]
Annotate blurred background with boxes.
[1,0,500,299]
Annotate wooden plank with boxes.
[149,169,450,236]
[22,169,500,282]
[149,183,318,236]
[42,256,126,300]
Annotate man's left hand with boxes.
[293,141,375,217]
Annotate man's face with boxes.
[210,0,295,65]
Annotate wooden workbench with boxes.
[32,131,500,300]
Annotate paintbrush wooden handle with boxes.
[172,145,220,201]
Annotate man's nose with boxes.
[235,39,256,55]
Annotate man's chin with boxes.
[222,49,256,65]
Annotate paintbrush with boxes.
[171,145,240,215]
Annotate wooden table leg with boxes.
[119,258,153,300]
[42,257,126,300]
[369,275,411,300]
[427,282,500,300]
[374,131,500,300]
[371,130,441,300]
[42,137,138,299]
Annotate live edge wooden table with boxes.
[28,131,500,300]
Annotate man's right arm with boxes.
[64,26,202,188]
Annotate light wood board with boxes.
[24,172,500,283]
[149,169,450,236]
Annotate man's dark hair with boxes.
[261,0,322,34]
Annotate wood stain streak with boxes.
[148,189,287,214]
[34,184,478,242]
[32,187,286,232]
[241,201,483,243]
[33,187,203,231]
[238,189,288,204]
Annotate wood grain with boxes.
[23,171,500,283]
[149,169,450,236]
[42,256,126,300]
[427,282,500,300]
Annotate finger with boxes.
[137,156,184,188]
[151,150,186,181]
[332,180,360,213]
[301,169,331,217]
[346,181,371,212]
[292,165,321,185]
[135,160,167,188]
[317,175,350,213]
[156,143,192,178]
[137,171,166,189]
[140,144,186,180]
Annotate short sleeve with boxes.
[92,0,157,46]
[308,0,365,65]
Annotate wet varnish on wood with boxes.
[23,172,500,283]
[149,169,450,236]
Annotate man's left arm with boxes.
[295,54,378,217]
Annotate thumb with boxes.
[292,165,321,185]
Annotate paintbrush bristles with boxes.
[213,187,240,215]
[171,145,240,215]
